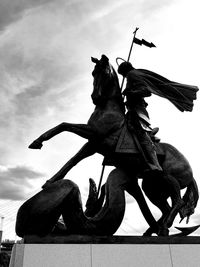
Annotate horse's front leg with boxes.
[42,141,97,188]
[29,123,96,149]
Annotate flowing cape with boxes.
[132,68,199,112]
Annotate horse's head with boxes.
[91,55,120,106]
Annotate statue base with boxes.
[10,235,200,267]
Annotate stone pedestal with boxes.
[9,235,200,267]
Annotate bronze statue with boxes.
[16,55,199,237]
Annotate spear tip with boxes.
[133,27,139,34]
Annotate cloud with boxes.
[0,0,173,135]
[0,0,57,31]
[0,165,44,200]
[0,4,93,157]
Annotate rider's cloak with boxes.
[127,68,199,112]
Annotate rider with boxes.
[117,60,199,226]
[118,61,162,176]
[117,60,198,176]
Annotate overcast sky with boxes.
[0,0,200,240]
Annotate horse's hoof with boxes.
[29,140,43,149]
[143,228,152,236]
[143,226,158,236]
[158,228,169,236]
[143,231,152,237]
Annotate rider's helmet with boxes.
[117,61,133,77]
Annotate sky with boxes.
[0,0,200,240]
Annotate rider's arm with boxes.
[124,71,151,98]
[124,87,151,98]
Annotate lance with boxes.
[97,28,140,198]
[97,164,105,198]
[127,27,139,62]
[120,27,139,91]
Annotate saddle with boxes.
[115,124,138,154]
[102,124,164,167]
[115,124,163,155]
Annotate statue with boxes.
[16,53,199,238]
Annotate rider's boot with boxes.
[150,127,161,142]
[146,149,163,172]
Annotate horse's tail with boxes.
[179,179,199,223]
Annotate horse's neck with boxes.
[109,81,125,114]
[104,98,124,114]
[88,98,125,134]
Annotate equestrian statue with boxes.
[16,29,199,237]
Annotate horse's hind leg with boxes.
[126,180,158,233]
[162,175,184,228]
[142,174,184,235]
[29,123,96,149]
[142,179,171,236]
[143,201,171,236]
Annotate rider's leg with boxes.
[127,111,162,172]
[139,131,163,172]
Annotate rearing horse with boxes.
[29,55,198,236]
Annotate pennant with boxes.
[134,37,156,48]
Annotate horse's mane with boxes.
[110,64,125,114]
